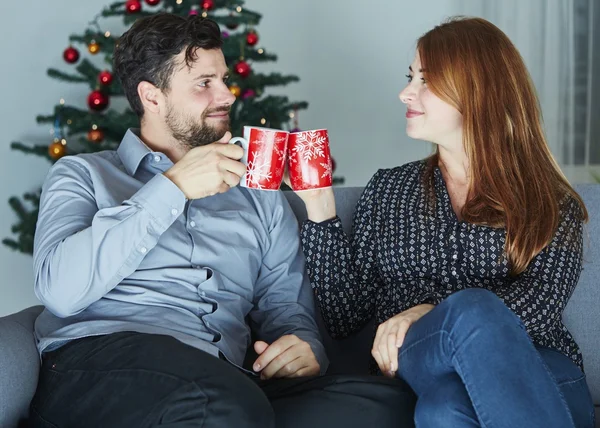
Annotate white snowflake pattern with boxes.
[273,139,287,163]
[292,131,327,162]
[246,151,272,189]
[320,160,332,180]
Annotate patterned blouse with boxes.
[300,160,585,371]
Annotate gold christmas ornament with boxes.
[48,139,67,159]
[88,41,100,55]
[229,85,242,97]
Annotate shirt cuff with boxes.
[304,216,342,228]
[127,174,187,230]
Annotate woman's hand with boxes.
[372,304,435,377]
[283,170,336,223]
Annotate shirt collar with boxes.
[117,128,154,176]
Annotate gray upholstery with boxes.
[0,306,42,427]
[1,186,599,427]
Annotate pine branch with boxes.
[10,142,52,160]
[4,193,40,254]
[69,29,118,52]
[47,68,90,83]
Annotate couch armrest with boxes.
[0,306,44,428]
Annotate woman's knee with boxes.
[443,288,519,326]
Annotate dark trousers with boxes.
[27,332,416,428]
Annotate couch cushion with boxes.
[0,306,44,428]
[566,184,600,405]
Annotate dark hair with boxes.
[113,13,223,117]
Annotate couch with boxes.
[1,186,599,427]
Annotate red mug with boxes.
[229,126,289,190]
[287,129,333,191]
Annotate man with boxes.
[28,13,415,427]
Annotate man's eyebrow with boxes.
[194,73,217,80]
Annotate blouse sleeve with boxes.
[300,170,386,338]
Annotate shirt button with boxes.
[171,208,178,216]
[140,247,147,254]
[153,155,161,162]
[190,221,196,227]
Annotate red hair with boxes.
[418,17,587,275]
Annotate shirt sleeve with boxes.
[486,197,584,341]
[300,170,385,339]
[33,157,186,318]
[249,191,329,374]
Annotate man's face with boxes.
[163,48,236,149]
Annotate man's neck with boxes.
[139,122,187,163]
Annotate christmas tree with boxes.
[4,0,343,255]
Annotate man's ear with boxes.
[138,81,162,115]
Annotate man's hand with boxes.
[372,304,435,378]
[164,131,246,199]
[253,335,320,380]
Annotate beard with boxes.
[165,102,231,149]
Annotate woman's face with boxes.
[399,52,463,148]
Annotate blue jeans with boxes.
[397,288,595,428]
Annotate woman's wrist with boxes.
[304,189,336,223]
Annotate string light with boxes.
[260,118,267,125]
[59,99,65,105]
[257,49,264,54]
[176,0,183,4]
[202,11,208,17]
[104,31,111,38]
[236,6,242,12]
[92,124,98,130]
[289,112,295,118]
[67,119,72,125]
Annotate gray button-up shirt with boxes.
[33,129,327,373]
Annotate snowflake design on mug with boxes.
[273,139,286,163]
[292,131,327,162]
[246,151,272,189]
[320,159,333,180]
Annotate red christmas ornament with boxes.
[201,0,214,10]
[246,32,259,46]
[98,70,113,86]
[126,0,142,13]
[242,89,256,99]
[144,0,160,5]
[63,46,80,64]
[88,90,110,111]
[234,61,251,79]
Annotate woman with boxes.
[293,17,595,427]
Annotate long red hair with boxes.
[418,17,587,275]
